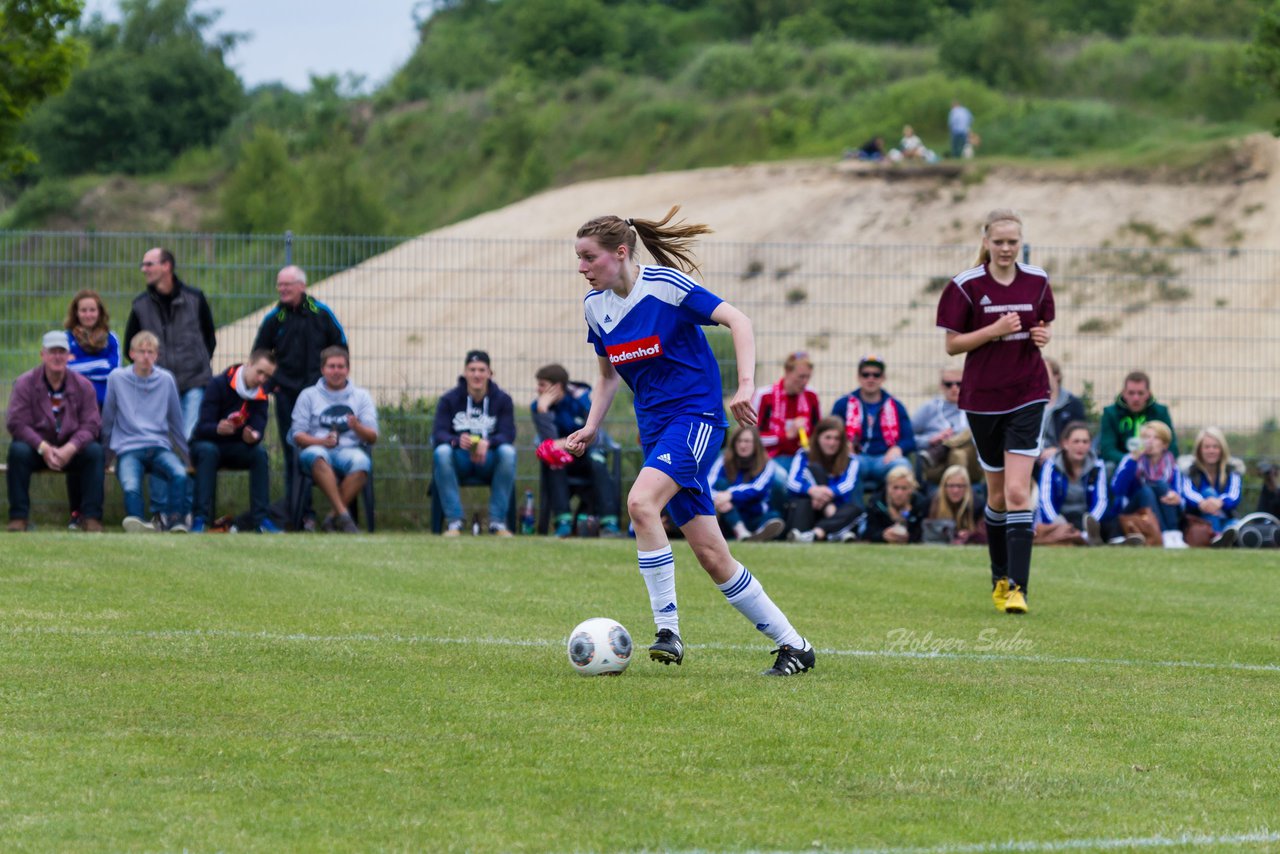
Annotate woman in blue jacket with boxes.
[784,416,862,542]
[1036,421,1136,546]
[1180,427,1244,547]
[708,426,785,542]
[64,290,120,408]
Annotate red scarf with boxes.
[769,379,811,439]
[226,364,268,424]
[844,394,899,451]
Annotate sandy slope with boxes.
[218,134,1280,433]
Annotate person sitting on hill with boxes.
[862,466,928,545]
[925,464,986,545]
[1112,420,1186,548]
[784,416,862,543]
[1179,427,1244,548]
[709,425,785,543]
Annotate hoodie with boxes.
[289,376,378,450]
[1098,393,1177,465]
[101,365,188,457]
[433,377,516,448]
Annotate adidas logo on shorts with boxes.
[657,453,672,464]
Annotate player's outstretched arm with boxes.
[565,356,620,456]
[711,302,757,426]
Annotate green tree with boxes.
[1248,0,1280,131]
[1134,0,1264,38]
[0,0,85,174]
[937,0,1052,90]
[298,137,387,236]
[25,0,244,175]
[220,126,300,233]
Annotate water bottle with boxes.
[520,489,536,535]
[471,512,481,536]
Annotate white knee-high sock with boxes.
[718,563,805,650]
[638,546,678,633]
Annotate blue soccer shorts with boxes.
[641,415,725,528]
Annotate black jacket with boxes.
[192,365,270,446]
[251,295,346,395]
[432,378,516,449]
[863,488,930,543]
[124,277,216,393]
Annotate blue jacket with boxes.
[66,331,120,406]
[708,456,779,519]
[530,381,593,442]
[830,391,917,456]
[786,450,860,506]
[1037,449,1111,524]
[1112,454,1185,508]
[1179,460,1243,518]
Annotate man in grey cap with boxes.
[5,331,105,531]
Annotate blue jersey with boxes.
[66,330,120,405]
[585,265,728,444]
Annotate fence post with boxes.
[284,230,293,266]
[1023,243,1031,264]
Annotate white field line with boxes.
[3,624,1279,674]
[672,828,1280,854]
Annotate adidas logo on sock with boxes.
[659,602,677,613]
[657,453,672,464]
[755,622,770,631]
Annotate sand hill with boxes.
[218,134,1280,433]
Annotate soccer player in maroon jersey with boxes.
[936,209,1054,614]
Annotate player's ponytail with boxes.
[975,208,1023,266]
[577,206,713,275]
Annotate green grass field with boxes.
[2,534,1278,853]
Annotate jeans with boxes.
[433,443,517,525]
[6,440,105,521]
[118,447,190,519]
[192,440,270,526]
[544,454,619,521]
[148,386,202,515]
[1121,481,1182,532]
[273,387,302,513]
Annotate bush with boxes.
[937,0,1052,91]
[220,127,301,233]
[3,179,77,228]
[1132,0,1264,38]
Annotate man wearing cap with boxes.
[831,355,918,497]
[251,264,346,515]
[432,350,518,536]
[6,331,106,532]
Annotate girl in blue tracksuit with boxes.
[1112,420,1187,547]
[708,425,784,542]
[1180,427,1243,539]
[784,416,862,542]
[1037,421,1122,544]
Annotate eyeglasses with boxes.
[942,380,961,388]
[139,261,158,268]
[860,371,882,379]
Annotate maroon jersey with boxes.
[936,262,1055,414]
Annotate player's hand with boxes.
[991,312,1022,338]
[1030,320,1051,348]
[729,381,757,426]
[564,427,594,457]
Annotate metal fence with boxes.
[2,229,1278,527]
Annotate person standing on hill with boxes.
[252,265,346,516]
[937,209,1055,615]
[948,100,973,159]
[564,206,815,677]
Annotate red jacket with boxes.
[6,366,101,450]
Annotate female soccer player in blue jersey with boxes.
[563,207,815,677]
[936,209,1054,615]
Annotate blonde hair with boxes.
[929,465,976,531]
[1192,427,1231,484]
[1140,420,1172,447]
[577,205,713,275]
[129,330,160,352]
[975,208,1024,266]
[885,466,919,520]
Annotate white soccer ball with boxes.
[567,617,633,677]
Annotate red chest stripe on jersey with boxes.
[606,335,663,365]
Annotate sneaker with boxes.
[554,517,574,539]
[321,514,336,533]
[992,577,1010,612]
[787,528,816,543]
[67,512,81,531]
[1084,514,1102,546]
[1123,533,1146,546]
[443,519,463,538]
[336,513,359,534]
[301,515,317,533]
[189,517,207,534]
[599,517,623,538]
[257,518,284,534]
[748,518,786,542]
[763,642,816,676]
[1211,527,1237,549]
[649,628,684,666]
[490,524,514,538]
[1004,584,1028,614]
[122,515,157,534]
[833,528,858,543]
[166,514,188,533]
[7,519,30,532]
[81,518,104,534]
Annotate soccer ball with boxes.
[567,618,633,677]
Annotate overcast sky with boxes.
[83,0,423,92]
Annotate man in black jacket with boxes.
[124,247,216,518]
[189,350,278,534]
[252,265,346,513]
[432,350,517,536]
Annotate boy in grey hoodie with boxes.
[289,346,378,533]
[101,331,190,532]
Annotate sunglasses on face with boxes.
[860,371,882,379]
[942,380,961,388]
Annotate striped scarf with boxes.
[844,394,900,451]
[769,380,810,439]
